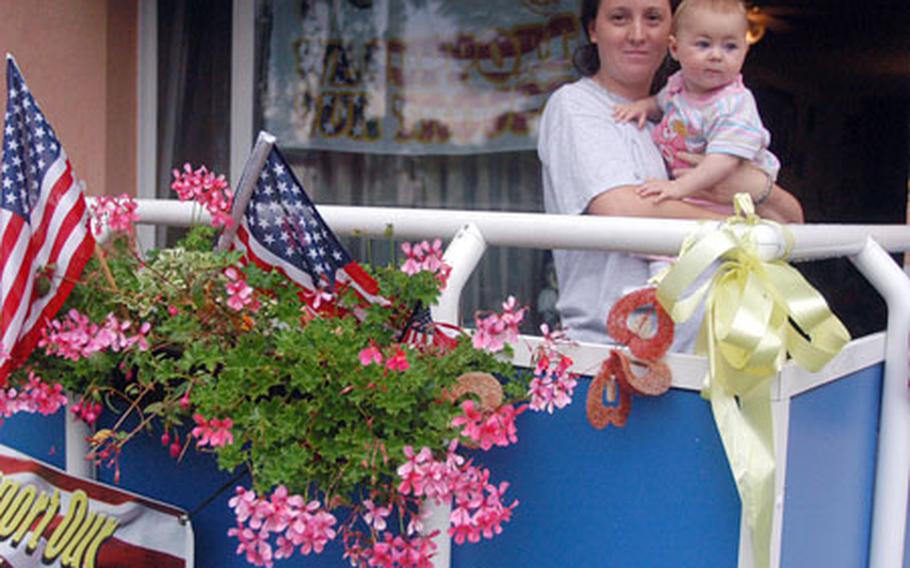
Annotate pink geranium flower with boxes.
[472,296,526,353]
[89,194,139,237]
[228,486,337,565]
[528,324,578,413]
[192,414,235,448]
[396,445,433,496]
[400,240,452,289]
[171,163,234,228]
[384,347,410,372]
[224,267,259,312]
[451,400,525,450]
[361,499,391,532]
[359,345,383,366]
[39,310,151,361]
[393,443,518,548]
[0,372,68,425]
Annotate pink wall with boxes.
[0,0,137,196]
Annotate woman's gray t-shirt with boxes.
[538,77,699,350]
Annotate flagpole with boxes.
[215,131,276,252]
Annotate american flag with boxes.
[232,144,383,307]
[0,56,94,381]
[398,301,462,352]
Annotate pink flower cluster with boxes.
[71,398,103,426]
[39,309,151,361]
[358,345,410,372]
[451,400,525,451]
[224,267,259,312]
[353,531,437,568]
[472,297,526,353]
[191,414,235,448]
[336,498,438,567]
[0,372,67,423]
[361,499,391,532]
[171,163,234,228]
[89,194,139,237]
[228,486,337,567]
[400,240,451,289]
[528,324,577,414]
[396,442,518,546]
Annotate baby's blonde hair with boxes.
[672,0,748,34]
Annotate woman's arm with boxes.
[587,185,726,220]
[675,152,805,223]
[637,154,741,202]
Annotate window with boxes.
[152,0,585,327]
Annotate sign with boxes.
[0,445,192,567]
[262,0,584,155]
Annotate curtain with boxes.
[156,0,233,244]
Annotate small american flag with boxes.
[399,301,462,352]
[232,144,383,307]
[0,56,94,381]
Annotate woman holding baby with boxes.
[538,0,804,349]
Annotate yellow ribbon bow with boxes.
[656,194,850,568]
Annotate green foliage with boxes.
[17,228,528,505]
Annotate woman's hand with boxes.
[673,152,804,223]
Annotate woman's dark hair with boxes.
[572,0,602,76]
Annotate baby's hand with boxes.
[636,179,689,203]
[612,101,650,129]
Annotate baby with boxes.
[614,0,779,206]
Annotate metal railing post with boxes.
[850,238,910,568]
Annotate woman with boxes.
[538,0,803,348]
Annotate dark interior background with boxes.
[743,0,909,336]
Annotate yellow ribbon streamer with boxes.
[656,194,850,568]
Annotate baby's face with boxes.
[670,8,749,94]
